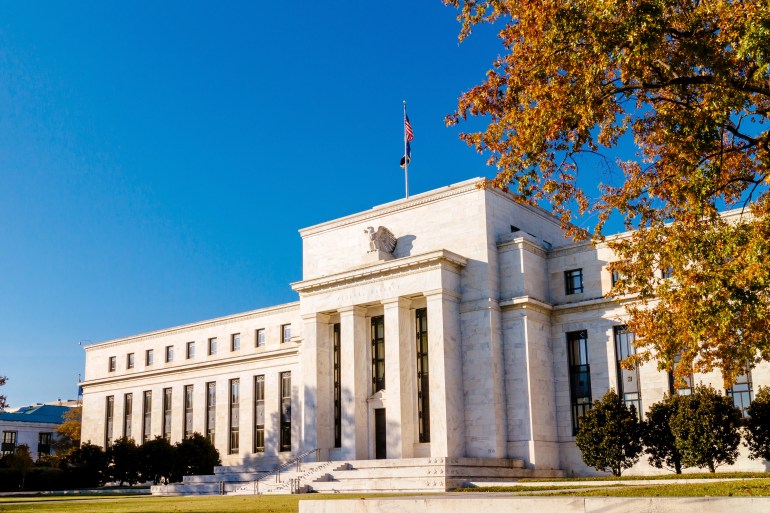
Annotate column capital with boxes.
[301,312,331,324]
[381,296,412,309]
[337,305,368,316]
[424,288,462,302]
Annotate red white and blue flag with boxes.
[400,113,414,168]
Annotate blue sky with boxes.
[0,2,630,407]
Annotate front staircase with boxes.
[151,454,565,496]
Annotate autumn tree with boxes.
[444,0,770,382]
[54,405,82,454]
[575,389,643,476]
[0,375,8,411]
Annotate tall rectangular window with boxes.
[567,330,591,434]
[416,308,430,443]
[256,328,265,348]
[108,356,116,372]
[186,341,195,359]
[614,326,642,419]
[668,354,693,395]
[254,375,265,453]
[371,316,385,393]
[208,337,217,355]
[281,324,291,343]
[333,323,341,448]
[142,391,152,443]
[127,353,135,370]
[231,333,240,352]
[280,371,291,452]
[123,393,133,439]
[105,396,115,446]
[229,378,240,454]
[162,388,172,441]
[565,269,584,294]
[1,431,17,454]
[184,385,194,438]
[146,349,154,366]
[38,432,53,456]
[206,382,216,444]
[726,364,753,418]
[165,345,174,363]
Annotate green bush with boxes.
[0,468,21,491]
[642,394,687,474]
[25,467,66,491]
[745,386,770,461]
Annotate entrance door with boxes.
[374,408,386,459]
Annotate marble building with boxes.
[80,177,768,476]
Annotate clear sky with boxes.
[0,1,518,406]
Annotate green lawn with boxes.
[548,478,770,497]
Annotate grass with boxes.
[0,494,390,513]
[516,471,769,482]
[546,478,770,497]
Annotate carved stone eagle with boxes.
[364,226,397,255]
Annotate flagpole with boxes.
[403,100,409,199]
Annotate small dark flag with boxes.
[400,113,414,168]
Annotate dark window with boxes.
[661,266,673,279]
[127,353,135,370]
[254,375,265,453]
[333,323,341,448]
[229,379,240,454]
[281,325,292,343]
[280,371,291,452]
[256,328,265,348]
[416,308,430,443]
[186,341,195,359]
[668,354,693,395]
[38,432,53,456]
[105,396,114,446]
[165,345,174,363]
[142,391,152,443]
[1,431,17,454]
[610,269,621,287]
[206,382,216,444]
[565,269,584,295]
[208,338,217,355]
[108,356,116,372]
[726,365,753,418]
[231,333,240,352]
[184,385,194,438]
[146,349,154,366]
[124,393,133,439]
[371,316,385,393]
[162,388,172,441]
[567,330,591,434]
[614,326,642,419]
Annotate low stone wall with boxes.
[300,496,770,513]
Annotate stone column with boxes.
[426,289,465,458]
[383,297,415,459]
[300,312,332,455]
[339,306,368,460]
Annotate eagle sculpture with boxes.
[364,226,397,255]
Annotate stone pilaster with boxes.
[383,297,415,459]
[339,306,368,460]
[300,312,332,454]
[426,289,465,458]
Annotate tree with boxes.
[443,0,770,382]
[745,385,770,461]
[54,405,82,455]
[669,385,742,472]
[105,437,141,486]
[7,445,34,489]
[642,394,687,474]
[64,442,107,488]
[139,436,175,485]
[174,433,221,481]
[0,375,7,411]
[575,389,643,476]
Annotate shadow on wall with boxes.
[394,235,416,258]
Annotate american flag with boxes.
[404,113,414,142]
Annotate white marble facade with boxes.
[80,177,770,474]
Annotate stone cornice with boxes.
[81,346,299,388]
[299,178,485,237]
[500,296,554,315]
[497,234,548,258]
[84,302,300,352]
[291,250,467,296]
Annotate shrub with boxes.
[105,437,141,486]
[575,389,643,476]
[139,436,175,485]
[174,433,221,481]
[642,394,687,474]
[745,385,770,461]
